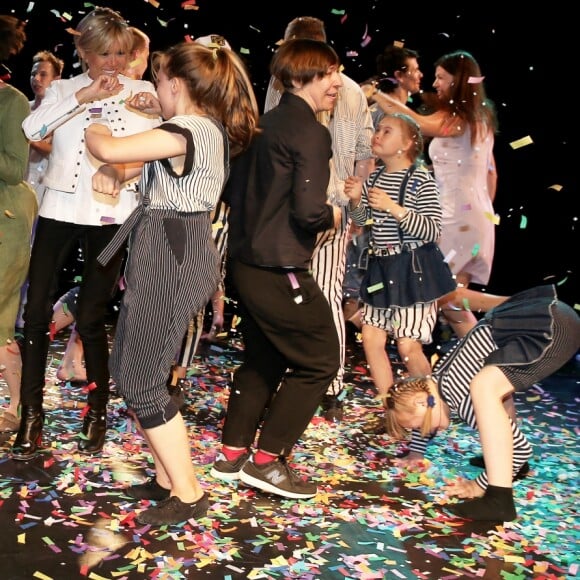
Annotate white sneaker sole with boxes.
[210,467,242,481]
[239,469,317,499]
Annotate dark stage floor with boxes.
[0,326,578,580]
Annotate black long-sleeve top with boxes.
[225,92,334,269]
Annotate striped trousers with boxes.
[109,209,220,428]
[311,206,350,396]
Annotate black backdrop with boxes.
[3,1,577,305]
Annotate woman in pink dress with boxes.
[371,50,498,338]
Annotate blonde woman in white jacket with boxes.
[12,7,159,461]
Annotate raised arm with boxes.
[370,90,463,138]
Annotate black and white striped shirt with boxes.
[349,166,442,249]
[144,115,227,212]
[409,323,533,489]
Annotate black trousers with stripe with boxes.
[221,259,340,456]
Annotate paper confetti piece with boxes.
[484,212,500,225]
[519,215,527,228]
[548,184,563,191]
[509,135,534,149]
[4,210,15,218]
[443,249,456,263]
[467,75,485,83]
[366,282,384,293]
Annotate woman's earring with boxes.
[396,148,403,156]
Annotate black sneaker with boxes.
[136,494,209,525]
[123,477,171,501]
[321,394,343,423]
[239,456,317,499]
[210,451,250,481]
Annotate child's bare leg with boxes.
[56,326,87,382]
[397,338,432,376]
[448,366,517,521]
[0,342,22,430]
[362,324,393,398]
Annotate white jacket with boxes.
[22,72,160,226]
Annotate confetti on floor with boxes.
[1,327,578,579]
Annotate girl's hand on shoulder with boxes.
[442,477,485,499]
[126,92,161,116]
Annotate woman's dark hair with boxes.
[423,50,498,143]
[0,15,26,62]
[374,44,419,93]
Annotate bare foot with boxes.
[56,362,87,383]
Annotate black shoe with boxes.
[210,451,250,481]
[11,405,44,461]
[124,477,171,501]
[469,455,530,481]
[239,456,317,499]
[321,394,343,423]
[78,407,107,455]
[136,494,209,525]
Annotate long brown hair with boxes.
[151,42,259,158]
[423,50,498,145]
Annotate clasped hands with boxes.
[344,176,394,213]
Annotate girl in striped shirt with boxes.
[344,113,454,404]
[85,41,259,526]
[383,284,580,521]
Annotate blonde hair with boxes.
[151,42,259,158]
[383,377,436,439]
[74,6,132,71]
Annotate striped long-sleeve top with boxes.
[408,322,533,489]
[349,165,442,250]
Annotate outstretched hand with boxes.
[442,477,485,499]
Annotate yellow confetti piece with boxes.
[4,209,15,218]
[17,533,26,544]
[548,184,563,191]
[484,211,500,225]
[509,135,533,149]
[33,573,53,580]
[146,0,160,7]
[393,40,404,48]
